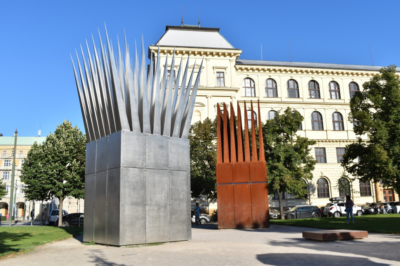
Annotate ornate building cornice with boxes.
[149,45,242,59]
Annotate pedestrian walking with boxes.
[194,203,201,225]
[31,209,35,220]
[6,213,9,221]
[345,195,354,224]
[381,204,387,214]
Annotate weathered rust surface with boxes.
[302,230,368,241]
[216,102,269,229]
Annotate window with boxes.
[247,110,257,129]
[243,78,256,97]
[287,79,299,98]
[166,69,174,83]
[329,81,341,99]
[268,110,277,120]
[309,80,320,99]
[4,160,11,167]
[332,112,344,131]
[11,151,14,156]
[216,72,225,87]
[353,119,360,128]
[293,110,303,130]
[336,148,345,163]
[20,159,24,166]
[349,82,359,99]
[359,181,371,196]
[5,185,9,192]
[3,172,10,180]
[317,178,330,198]
[265,79,278,97]
[315,148,326,163]
[311,112,324,130]
[19,151,23,155]
[2,151,5,156]
[338,178,350,197]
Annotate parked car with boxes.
[361,204,377,215]
[388,202,400,213]
[324,200,363,218]
[269,209,281,219]
[319,207,327,217]
[48,209,68,226]
[284,205,321,219]
[191,210,211,224]
[56,213,84,227]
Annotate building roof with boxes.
[236,59,400,72]
[155,25,234,49]
[0,137,46,146]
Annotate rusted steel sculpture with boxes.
[216,101,269,229]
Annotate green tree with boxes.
[263,108,317,219]
[21,121,86,226]
[0,179,7,200]
[342,66,400,194]
[189,117,217,200]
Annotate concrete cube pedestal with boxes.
[83,130,191,246]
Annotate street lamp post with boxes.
[8,129,18,227]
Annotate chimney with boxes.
[38,129,41,137]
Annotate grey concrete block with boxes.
[107,168,120,246]
[86,141,97,174]
[108,131,122,170]
[120,168,146,245]
[121,132,146,169]
[146,135,169,170]
[96,136,108,173]
[169,138,190,171]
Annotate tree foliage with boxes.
[0,179,7,200]
[189,118,217,199]
[263,108,316,219]
[21,121,86,226]
[342,66,400,194]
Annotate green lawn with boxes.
[270,214,400,234]
[0,226,82,259]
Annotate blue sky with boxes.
[1,0,399,137]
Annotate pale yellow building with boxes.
[150,25,399,210]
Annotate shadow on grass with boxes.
[256,253,389,266]
[0,231,32,256]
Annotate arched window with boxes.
[338,178,350,197]
[193,110,201,123]
[287,79,299,98]
[265,79,278,97]
[360,181,371,196]
[247,110,257,129]
[309,80,320,99]
[349,82,359,99]
[329,81,341,99]
[317,178,330,198]
[311,112,324,130]
[332,112,344,131]
[268,110,277,120]
[243,78,256,97]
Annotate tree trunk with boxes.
[58,197,64,227]
[278,190,285,220]
[40,201,43,226]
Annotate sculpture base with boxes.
[303,230,368,241]
[83,130,191,246]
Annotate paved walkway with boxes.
[1,224,399,265]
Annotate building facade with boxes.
[150,25,400,209]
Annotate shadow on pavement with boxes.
[191,223,218,230]
[256,253,389,266]
[88,249,127,266]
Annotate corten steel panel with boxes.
[96,136,108,173]
[233,184,252,228]
[146,169,170,243]
[169,170,190,241]
[233,162,250,183]
[120,168,146,245]
[249,161,267,182]
[85,141,97,174]
[107,168,121,246]
[94,171,107,244]
[217,184,235,229]
[250,183,269,228]
[216,163,233,184]
[121,132,146,169]
[146,135,169,170]
[169,138,190,171]
[107,131,122,170]
[302,230,368,241]
[83,173,95,242]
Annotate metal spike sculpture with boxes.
[216,101,269,229]
[72,28,203,246]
